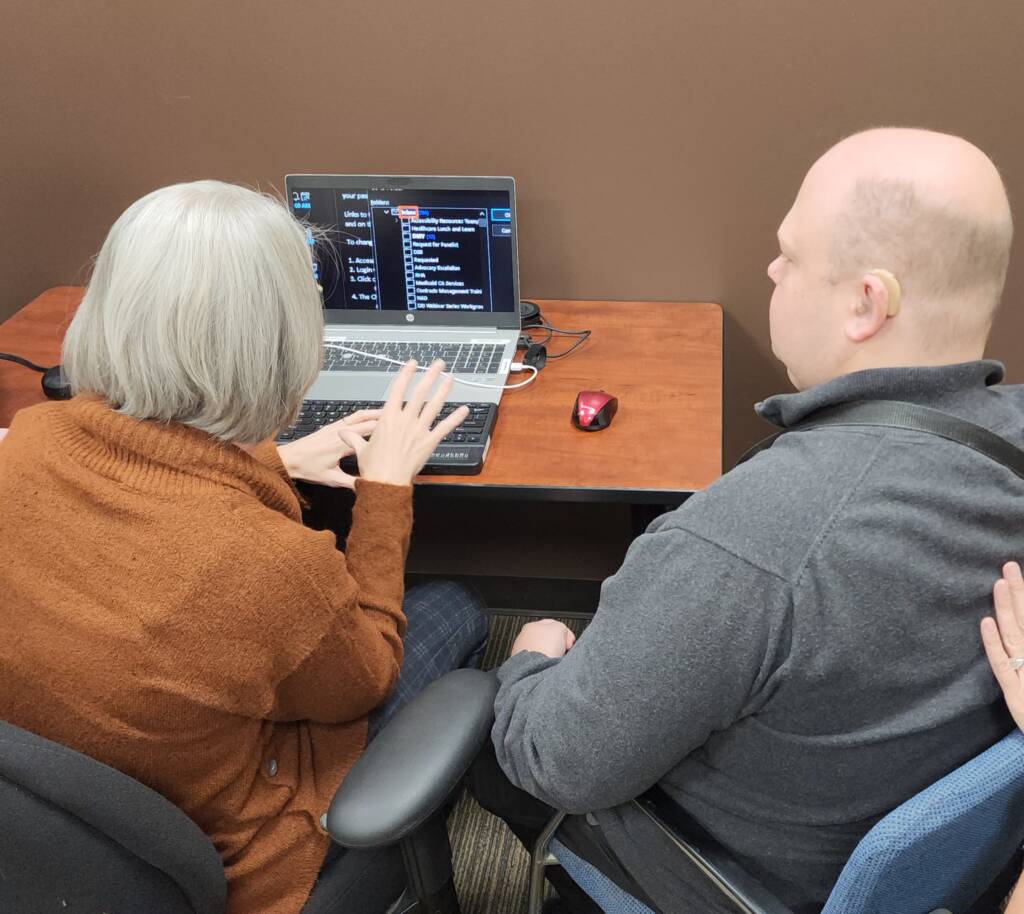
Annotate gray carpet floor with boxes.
[450,611,589,914]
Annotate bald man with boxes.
[470,129,1019,914]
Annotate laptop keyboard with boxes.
[323,341,504,375]
[277,400,496,447]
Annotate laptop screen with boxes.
[286,178,518,321]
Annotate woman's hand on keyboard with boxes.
[339,359,469,486]
[277,411,381,488]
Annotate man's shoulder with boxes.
[659,425,891,581]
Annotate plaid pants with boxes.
[302,580,489,914]
[368,580,489,738]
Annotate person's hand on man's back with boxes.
[981,564,1024,913]
[981,561,1024,729]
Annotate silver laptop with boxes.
[281,175,522,473]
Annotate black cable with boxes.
[0,352,49,373]
[522,326,553,346]
[546,330,592,360]
[518,301,593,365]
[523,322,592,360]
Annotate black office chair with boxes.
[0,667,497,914]
[0,716,226,913]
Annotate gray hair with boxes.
[63,181,323,443]
[829,178,1014,343]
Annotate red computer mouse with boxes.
[572,390,618,431]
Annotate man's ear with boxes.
[844,270,899,342]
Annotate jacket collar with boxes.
[755,361,1005,429]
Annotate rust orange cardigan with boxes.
[0,397,412,913]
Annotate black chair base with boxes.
[396,808,461,914]
[388,880,460,914]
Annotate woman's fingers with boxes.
[343,409,383,424]
[406,360,446,418]
[344,359,465,485]
[321,416,377,435]
[383,360,419,415]
[336,428,369,457]
[428,405,470,445]
[339,419,377,438]
[418,371,456,431]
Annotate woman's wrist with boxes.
[276,442,302,480]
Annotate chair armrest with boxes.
[326,668,498,848]
[634,787,794,914]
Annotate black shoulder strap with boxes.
[736,399,1024,481]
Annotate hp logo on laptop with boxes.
[406,313,415,322]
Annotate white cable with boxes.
[323,342,539,390]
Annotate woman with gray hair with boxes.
[0,181,488,914]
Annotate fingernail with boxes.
[1009,562,1023,581]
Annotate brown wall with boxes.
[3,0,1023,462]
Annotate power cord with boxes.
[517,301,593,363]
[527,323,593,360]
[0,352,49,373]
[322,343,539,390]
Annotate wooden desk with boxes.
[0,289,722,503]
[0,287,80,424]
[1,288,722,611]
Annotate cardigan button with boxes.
[265,758,278,777]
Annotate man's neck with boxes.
[830,345,987,386]
[763,359,1003,428]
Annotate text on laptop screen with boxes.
[290,186,516,314]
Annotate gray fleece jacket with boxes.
[491,361,1019,914]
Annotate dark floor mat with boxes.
[452,612,589,914]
